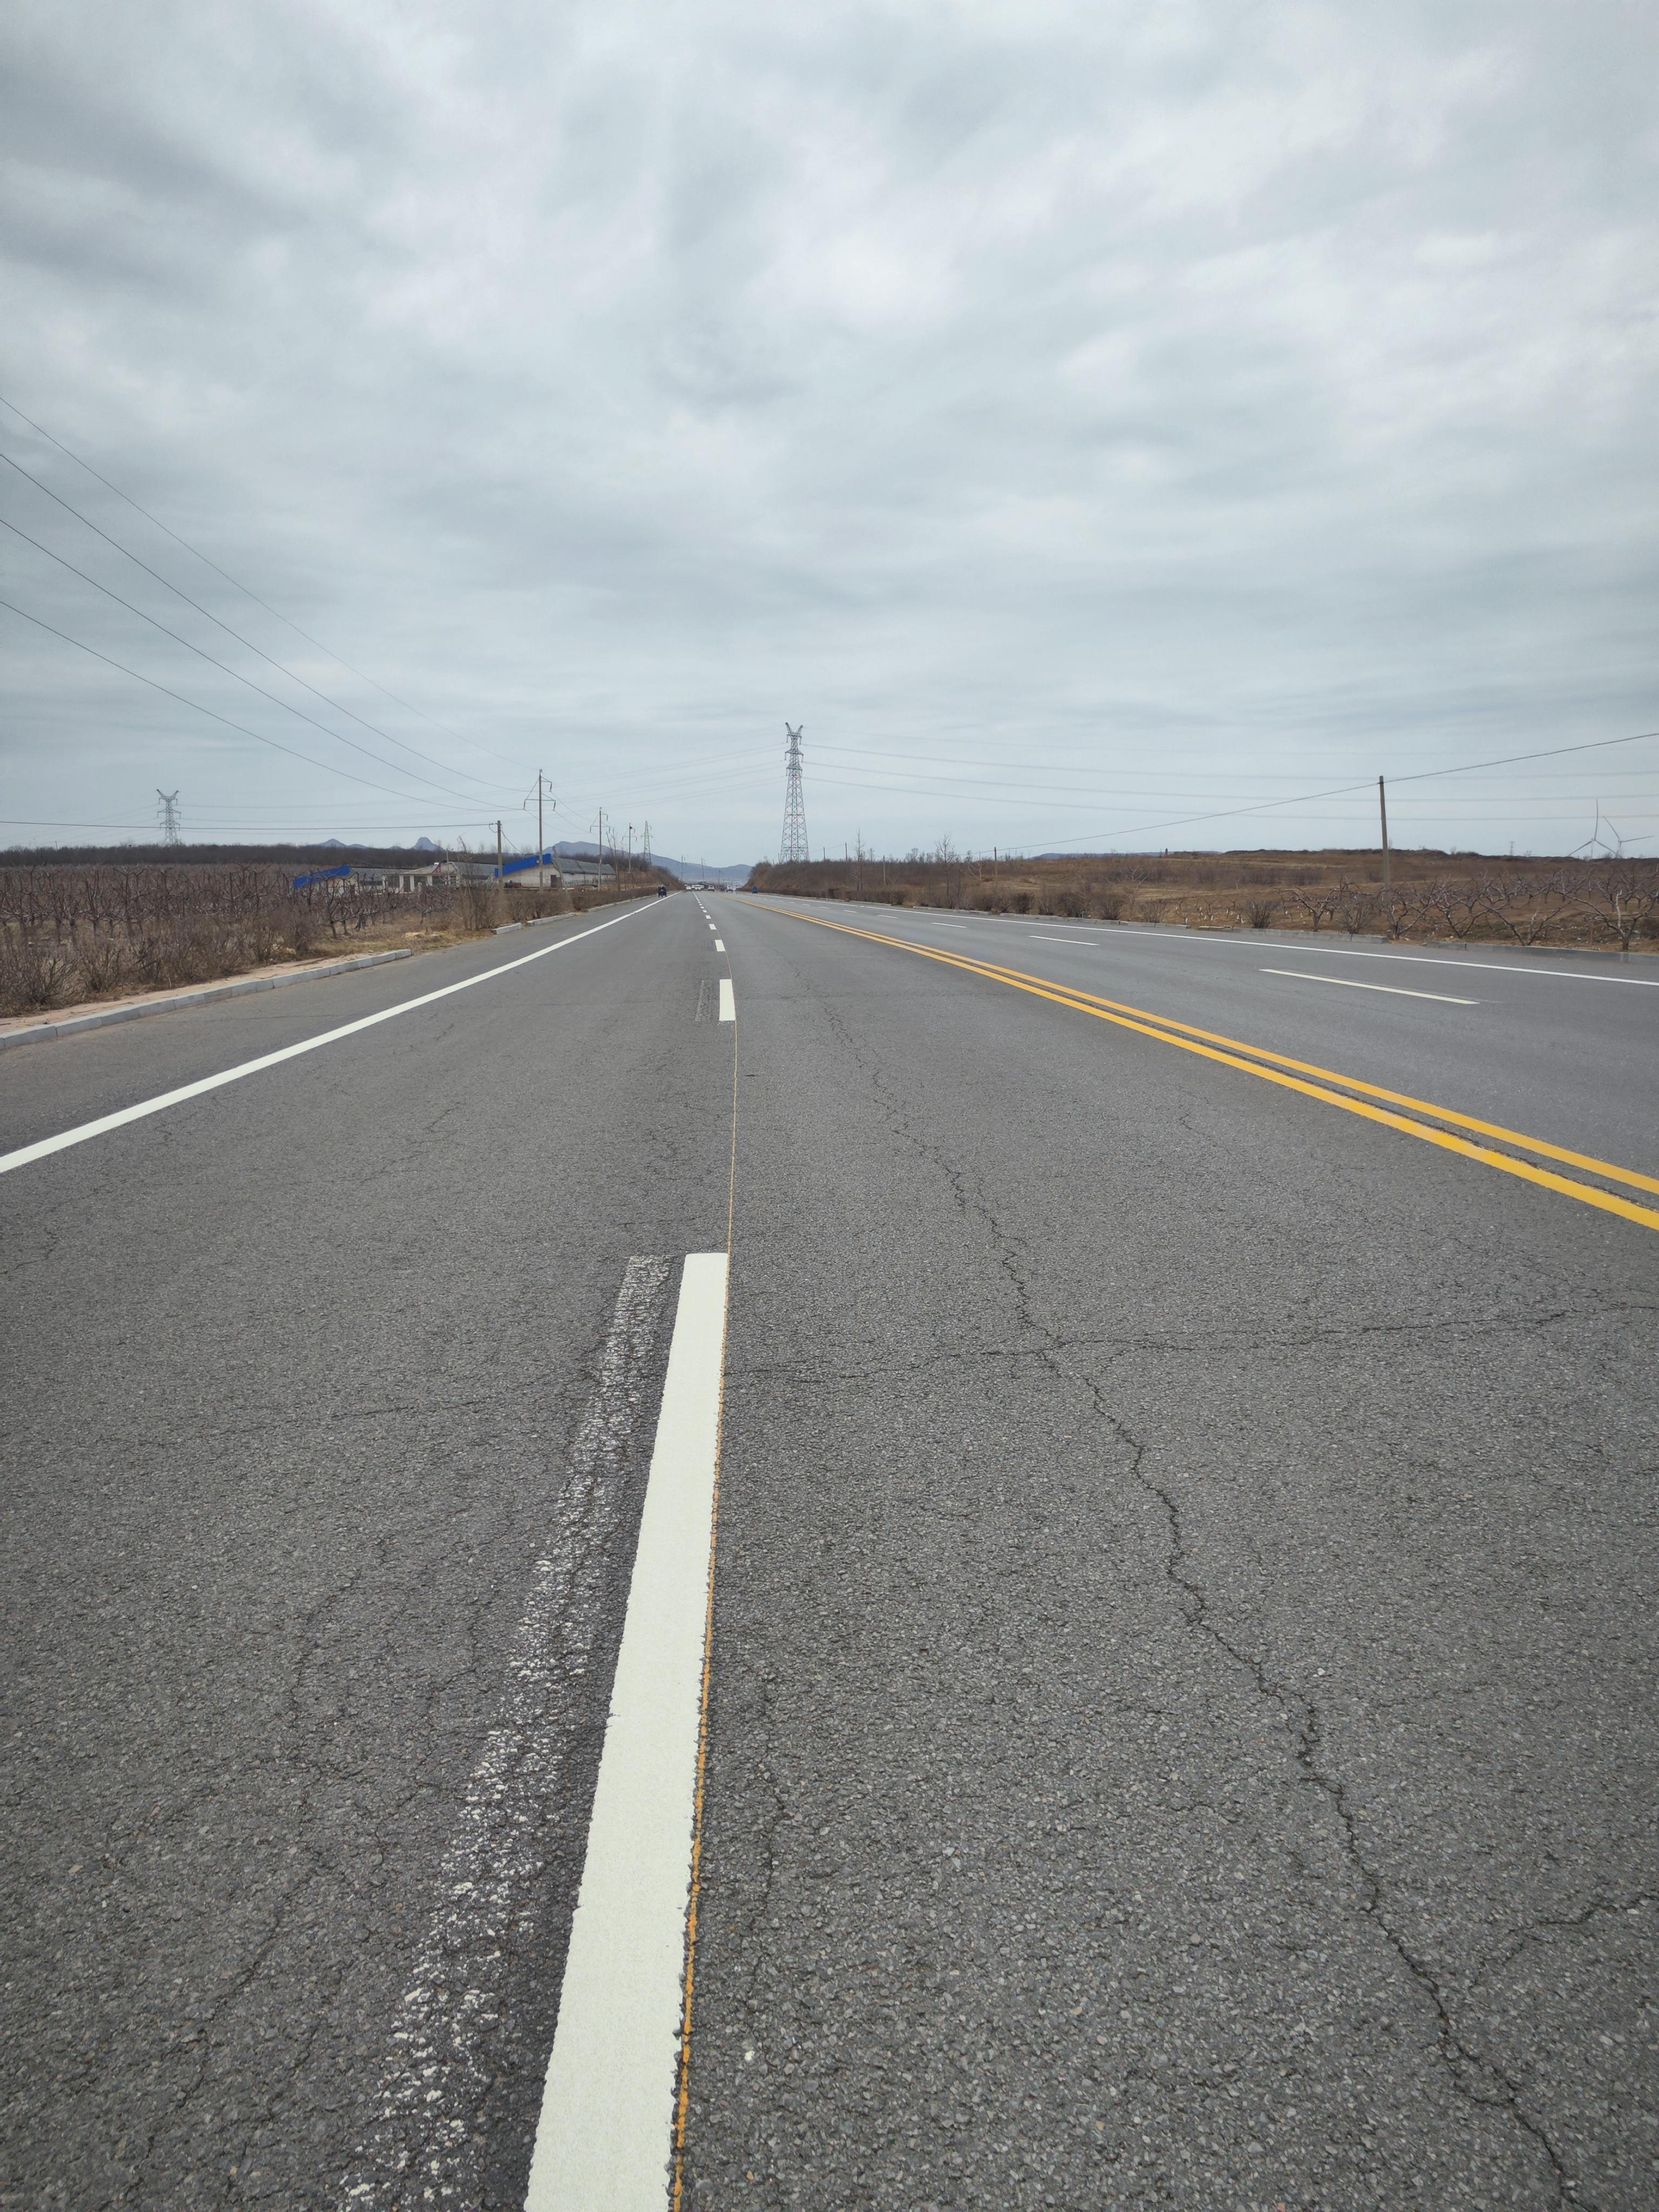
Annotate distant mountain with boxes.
[552,839,752,884]
[414,837,442,853]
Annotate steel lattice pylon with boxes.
[779,723,809,863]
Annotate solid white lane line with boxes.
[0,901,653,1179]
[1262,969,1478,1005]
[713,939,725,952]
[346,1258,675,2207]
[718,978,736,1022]
[524,1252,730,2212]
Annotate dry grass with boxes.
[748,849,1659,953]
[0,863,669,1018]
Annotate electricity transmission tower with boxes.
[779,724,808,863]
[156,790,181,846]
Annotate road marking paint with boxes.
[758,906,1659,1231]
[769,896,1657,987]
[718,978,735,1022]
[1031,934,1097,946]
[345,1259,674,2209]
[713,939,725,952]
[525,1252,730,2212]
[0,900,656,1179]
[1262,969,1478,1005]
[1082,929,1659,988]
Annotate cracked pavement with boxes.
[684,899,1657,2211]
[0,902,731,2208]
[2,889,1655,2207]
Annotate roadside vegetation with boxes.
[748,847,1659,954]
[0,859,675,1019]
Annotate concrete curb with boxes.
[0,948,415,1053]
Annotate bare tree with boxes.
[1417,877,1481,940]
[1479,870,1569,948]
[1284,882,1338,931]
[1333,878,1378,936]
[1573,855,1658,952]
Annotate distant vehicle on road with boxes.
[657,884,669,898]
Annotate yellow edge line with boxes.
[794,911,1659,1197]
[763,906,1659,1235]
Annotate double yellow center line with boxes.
[765,906,1659,1234]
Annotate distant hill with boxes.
[552,840,752,885]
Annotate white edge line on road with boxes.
[1063,928,1656,987]
[0,900,655,1179]
[524,1251,730,2212]
[1261,968,1478,1006]
[718,977,736,1022]
[0,947,414,1054]
[774,898,1656,986]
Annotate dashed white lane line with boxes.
[768,898,1656,987]
[1112,931,1657,988]
[0,900,655,1179]
[1261,968,1478,1006]
[718,977,736,1022]
[524,1252,730,2212]
[1030,934,1096,945]
[713,939,725,952]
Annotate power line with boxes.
[0,518,491,806]
[1001,727,1659,853]
[0,593,483,802]
[0,452,517,798]
[0,388,536,779]
[0,815,498,833]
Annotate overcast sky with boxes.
[2,0,1655,861]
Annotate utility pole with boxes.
[627,823,633,878]
[643,820,652,873]
[156,790,181,846]
[1379,775,1391,908]
[496,819,504,880]
[536,771,552,886]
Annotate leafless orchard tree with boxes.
[1283,882,1338,930]
[1415,878,1482,940]
[1333,878,1379,936]
[1574,855,1659,952]
[1478,871,1570,948]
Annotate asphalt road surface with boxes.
[2,889,1654,2210]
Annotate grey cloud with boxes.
[0,0,1654,858]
